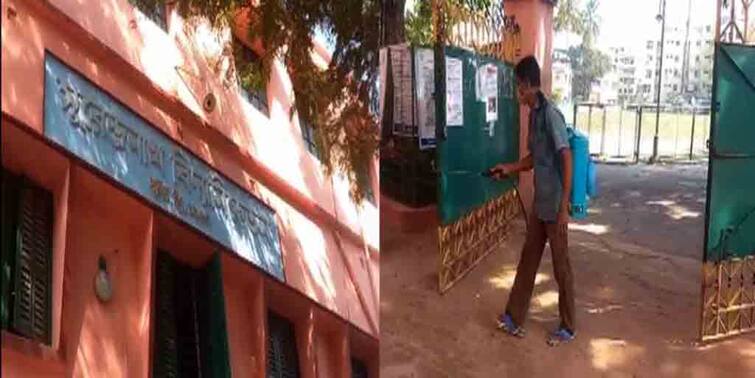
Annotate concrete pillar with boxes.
[296,307,317,378]
[335,323,350,378]
[503,0,556,219]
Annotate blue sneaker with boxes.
[546,327,575,346]
[496,313,525,338]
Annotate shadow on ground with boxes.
[380,163,755,378]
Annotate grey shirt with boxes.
[528,92,570,222]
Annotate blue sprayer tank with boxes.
[567,127,590,219]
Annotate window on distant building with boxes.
[233,37,269,117]
[129,0,167,30]
[673,85,678,91]
[1,170,54,345]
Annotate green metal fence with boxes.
[704,43,755,262]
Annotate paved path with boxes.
[380,163,754,377]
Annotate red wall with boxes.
[1,0,379,375]
[1,117,379,377]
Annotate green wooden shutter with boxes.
[153,251,231,378]
[12,177,52,344]
[197,252,231,378]
[174,266,201,376]
[267,312,300,378]
[153,251,180,378]
[351,358,368,378]
[153,251,204,378]
[1,170,20,329]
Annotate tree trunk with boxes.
[382,0,406,46]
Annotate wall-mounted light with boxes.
[7,5,17,19]
[94,255,113,303]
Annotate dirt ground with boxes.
[380,163,755,377]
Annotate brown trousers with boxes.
[505,216,576,331]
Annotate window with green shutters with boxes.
[351,358,368,378]
[266,311,300,378]
[1,169,53,345]
[152,251,231,378]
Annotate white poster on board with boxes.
[477,64,498,101]
[486,96,498,123]
[415,48,436,149]
[378,47,388,130]
[445,57,463,126]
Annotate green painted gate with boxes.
[700,43,755,341]
[436,46,520,224]
[435,46,521,292]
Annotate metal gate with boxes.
[699,42,755,341]
[430,2,524,293]
[435,46,521,293]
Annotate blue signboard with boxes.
[43,53,284,281]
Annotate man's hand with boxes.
[491,163,515,180]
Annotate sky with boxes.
[405,0,719,52]
[557,0,717,51]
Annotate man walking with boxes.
[491,56,576,346]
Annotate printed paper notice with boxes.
[390,45,414,136]
[378,47,388,130]
[486,96,498,122]
[445,57,463,126]
[415,48,436,149]
[477,64,498,100]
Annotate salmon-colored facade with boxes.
[1,0,379,376]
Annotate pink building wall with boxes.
[1,0,378,376]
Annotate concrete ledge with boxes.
[380,194,438,233]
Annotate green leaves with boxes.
[566,45,611,101]
[406,0,433,46]
[130,0,380,203]
[554,0,585,35]
[554,0,601,47]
